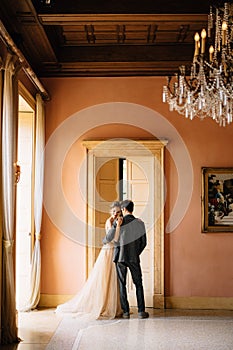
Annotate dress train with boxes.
[56,243,122,319]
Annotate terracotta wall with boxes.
[41,76,233,300]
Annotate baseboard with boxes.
[39,294,233,310]
[39,294,74,308]
[165,297,233,310]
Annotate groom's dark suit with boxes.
[103,214,147,314]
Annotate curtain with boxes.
[20,94,45,312]
[0,57,3,344]
[1,54,19,343]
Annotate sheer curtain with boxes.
[21,93,45,312]
[1,54,19,343]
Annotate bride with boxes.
[56,201,122,319]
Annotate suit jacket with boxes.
[103,214,147,263]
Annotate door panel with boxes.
[126,157,154,307]
[95,158,119,258]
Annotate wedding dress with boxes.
[56,242,122,319]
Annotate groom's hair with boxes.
[121,199,134,213]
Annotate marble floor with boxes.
[1,308,233,350]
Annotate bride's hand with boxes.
[116,216,123,227]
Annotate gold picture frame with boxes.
[202,167,233,232]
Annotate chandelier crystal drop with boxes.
[162,2,233,127]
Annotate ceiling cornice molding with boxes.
[0,20,50,99]
[39,13,208,25]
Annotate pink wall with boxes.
[41,77,233,298]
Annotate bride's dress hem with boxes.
[56,243,122,320]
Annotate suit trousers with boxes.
[116,261,145,313]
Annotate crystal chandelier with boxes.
[162,2,233,127]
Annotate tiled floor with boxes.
[1,308,233,349]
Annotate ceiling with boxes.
[0,0,211,78]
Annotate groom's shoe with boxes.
[122,312,130,319]
[138,311,149,319]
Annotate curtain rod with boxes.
[0,20,50,101]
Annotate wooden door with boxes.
[125,157,154,307]
[94,158,119,259]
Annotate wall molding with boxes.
[39,294,73,308]
[166,297,233,310]
[39,294,233,310]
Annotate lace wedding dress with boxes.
[56,242,122,319]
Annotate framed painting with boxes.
[202,167,233,232]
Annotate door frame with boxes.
[83,138,168,308]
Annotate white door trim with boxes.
[83,138,168,308]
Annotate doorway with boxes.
[83,139,167,308]
[15,88,35,310]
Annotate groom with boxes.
[103,199,149,319]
